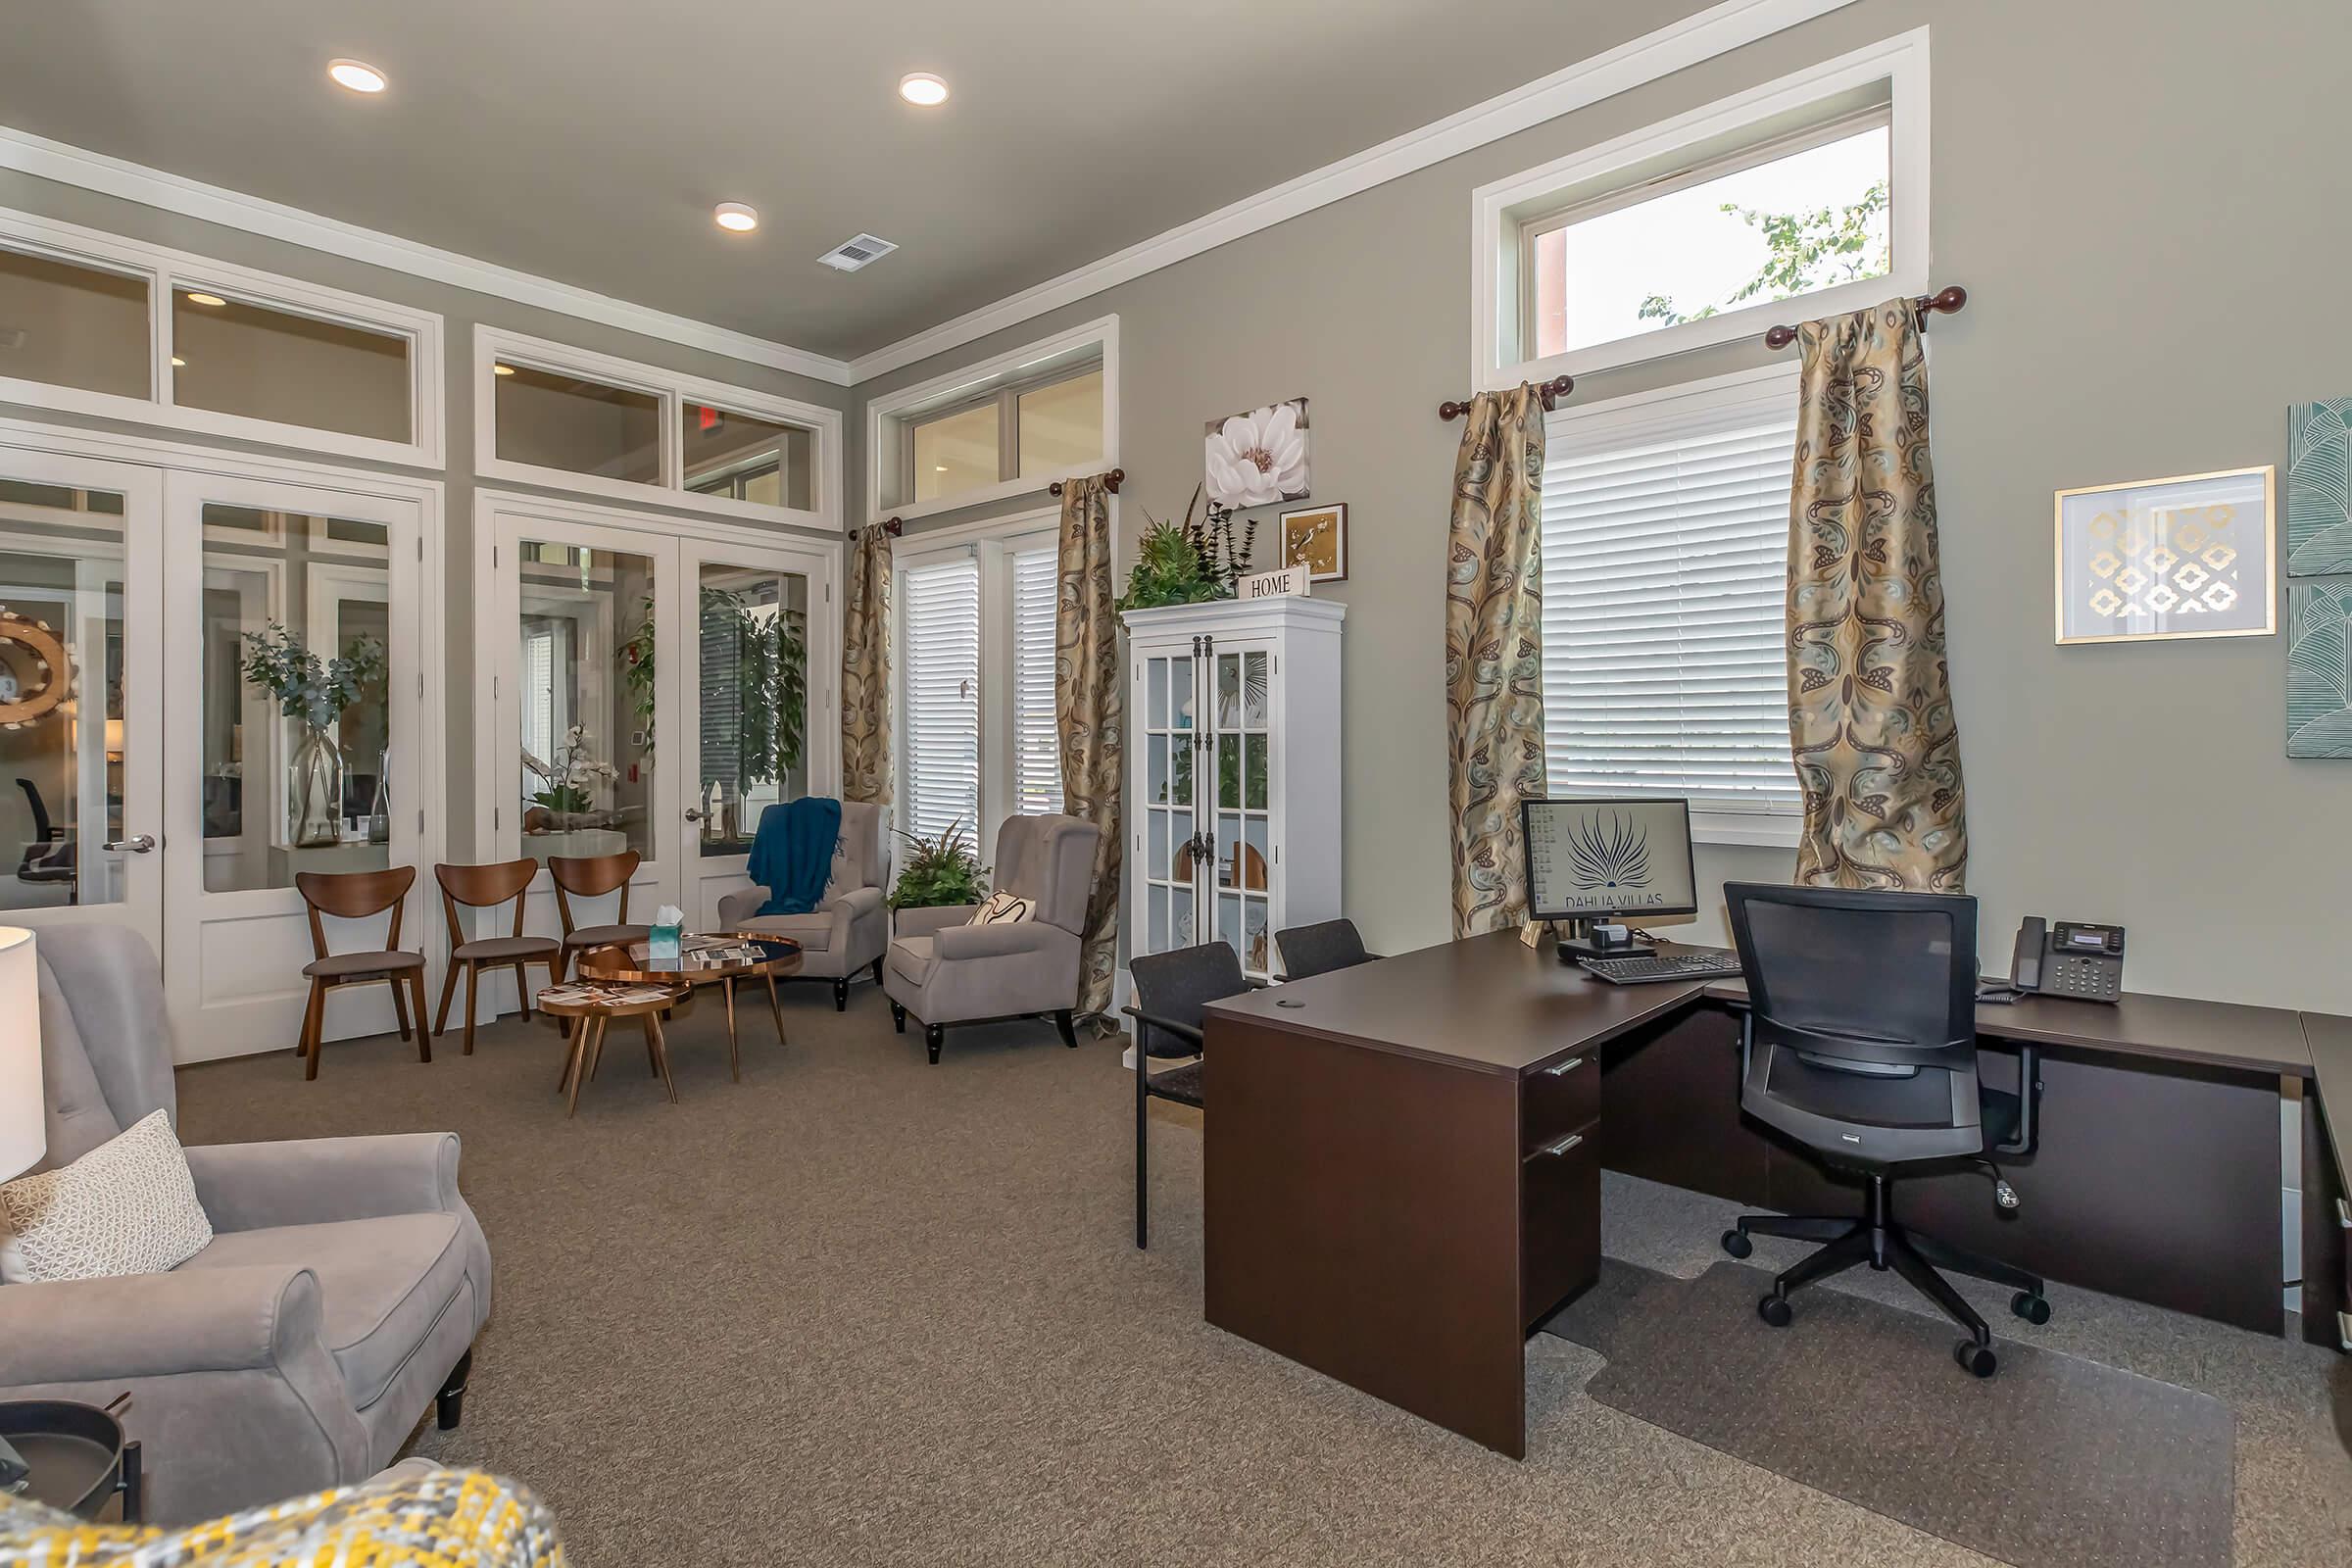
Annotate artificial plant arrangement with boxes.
[887,819,992,909]
[1115,484,1259,612]
[240,624,386,730]
[527,723,618,816]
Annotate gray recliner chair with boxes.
[716,800,892,1010]
[884,812,1101,1064]
[0,925,492,1526]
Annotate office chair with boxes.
[1718,882,2046,1377]
[1123,941,1250,1250]
[1273,917,1377,981]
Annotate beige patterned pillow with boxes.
[968,890,1036,926]
[0,1109,213,1284]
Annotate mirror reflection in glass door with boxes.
[516,543,656,863]
[0,480,129,909]
[695,563,808,854]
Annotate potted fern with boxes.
[889,820,992,909]
[1117,485,1256,612]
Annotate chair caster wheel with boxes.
[1721,1229,1752,1259]
[2011,1291,2051,1325]
[1953,1339,1997,1377]
[1757,1294,1792,1327]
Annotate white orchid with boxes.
[1204,401,1308,509]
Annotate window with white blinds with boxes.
[1010,542,1064,815]
[1539,366,1801,837]
[899,552,981,842]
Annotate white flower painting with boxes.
[1204,398,1309,510]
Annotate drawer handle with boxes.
[1537,1132,1584,1158]
[1543,1056,1587,1078]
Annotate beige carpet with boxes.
[173,981,2352,1567]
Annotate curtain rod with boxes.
[1048,467,1124,497]
[1438,374,1573,422]
[1765,285,1968,350]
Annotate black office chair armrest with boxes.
[1992,1043,2039,1157]
[1120,1005,1205,1054]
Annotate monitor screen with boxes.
[1522,798,1699,921]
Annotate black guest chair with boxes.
[1123,941,1250,1250]
[1718,882,2046,1378]
[1273,918,1377,981]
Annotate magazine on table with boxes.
[540,982,673,1008]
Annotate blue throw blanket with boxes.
[745,796,843,917]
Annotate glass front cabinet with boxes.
[1122,596,1344,983]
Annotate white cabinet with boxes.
[1122,596,1344,983]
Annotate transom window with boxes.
[907,365,1104,507]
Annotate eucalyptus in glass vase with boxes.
[240,623,386,850]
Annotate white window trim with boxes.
[864,316,1118,526]
[472,326,844,533]
[1543,361,1805,850]
[0,206,446,468]
[890,506,1070,854]
[1473,28,1930,389]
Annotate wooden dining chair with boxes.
[547,852,650,980]
[433,858,562,1054]
[293,866,431,1082]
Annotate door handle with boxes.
[683,808,708,822]
[1542,1055,1587,1077]
[1535,1132,1584,1158]
[104,834,157,854]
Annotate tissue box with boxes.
[649,905,685,963]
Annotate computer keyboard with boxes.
[1577,950,1744,985]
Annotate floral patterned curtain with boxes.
[1055,475,1124,1023]
[1787,298,1969,890]
[1445,386,1548,937]
[840,522,893,806]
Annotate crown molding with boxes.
[846,0,1858,383]
[0,125,854,386]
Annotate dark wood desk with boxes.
[1204,931,2335,1459]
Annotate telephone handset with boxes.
[1984,915,2126,1004]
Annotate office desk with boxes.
[1203,931,2335,1459]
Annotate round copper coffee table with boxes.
[574,934,802,1084]
[536,980,684,1116]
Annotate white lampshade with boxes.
[0,928,41,1182]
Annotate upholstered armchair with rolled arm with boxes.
[716,800,892,1010]
[883,812,1102,1064]
[0,926,492,1526]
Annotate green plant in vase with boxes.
[241,623,386,850]
[1117,485,1256,611]
[888,820,992,909]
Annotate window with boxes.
[866,317,1117,522]
[0,208,443,464]
[1539,366,1801,844]
[1475,32,1928,381]
[475,326,840,526]
[896,523,1065,850]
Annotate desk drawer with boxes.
[1522,1120,1600,1323]
[1522,1050,1599,1155]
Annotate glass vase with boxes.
[289,725,345,850]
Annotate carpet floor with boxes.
[172,980,2352,1567]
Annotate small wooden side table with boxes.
[534,982,684,1117]
[575,935,802,1082]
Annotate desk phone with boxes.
[1996,915,2126,1004]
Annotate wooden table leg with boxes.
[557,1025,582,1095]
[565,1015,603,1118]
[646,1010,678,1103]
[588,1018,607,1081]
[723,977,742,1082]
[763,969,787,1047]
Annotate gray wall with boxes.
[854,0,2352,1011]
[0,170,851,860]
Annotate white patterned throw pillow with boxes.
[0,1108,213,1284]
[968,890,1036,926]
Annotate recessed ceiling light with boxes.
[183,292,226,308]
[898,73,949,107]
[713,202,760,233]
[327,59,388,94]
[493,364,515,376]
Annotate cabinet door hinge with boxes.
[416,809,425,834]
[416,671,424,699]
[492,544,499,567]
[416,537,424,561]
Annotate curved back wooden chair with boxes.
[546,851,649,979]
[433,858,561,1054]
[293,865,429,1082]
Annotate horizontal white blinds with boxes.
[901,552,981,843]
[1540,373,1801,813]
[1011,542,1064,816]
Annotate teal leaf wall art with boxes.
[2286,577,2352,758]
[2286,399,2352,576]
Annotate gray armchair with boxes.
[884,812,1102,1064]
[0,925,491,1526]
[716,800,892,1010]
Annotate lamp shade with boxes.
[0,928,41,1182]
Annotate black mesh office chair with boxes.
[1273,918,1376,981]
[1123,941,1249,1250]
[1719,882,2047,1377]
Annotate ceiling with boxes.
[0,0,1700,364]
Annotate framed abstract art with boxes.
[2053,466,2276,645]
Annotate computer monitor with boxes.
[1520,797,1699,925]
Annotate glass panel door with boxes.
[0,455,162,951]
[1135,648,1198,960]
[1212,643,1273,979]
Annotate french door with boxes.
[478,493,837,1014]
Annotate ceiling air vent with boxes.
[816,233,898,272]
